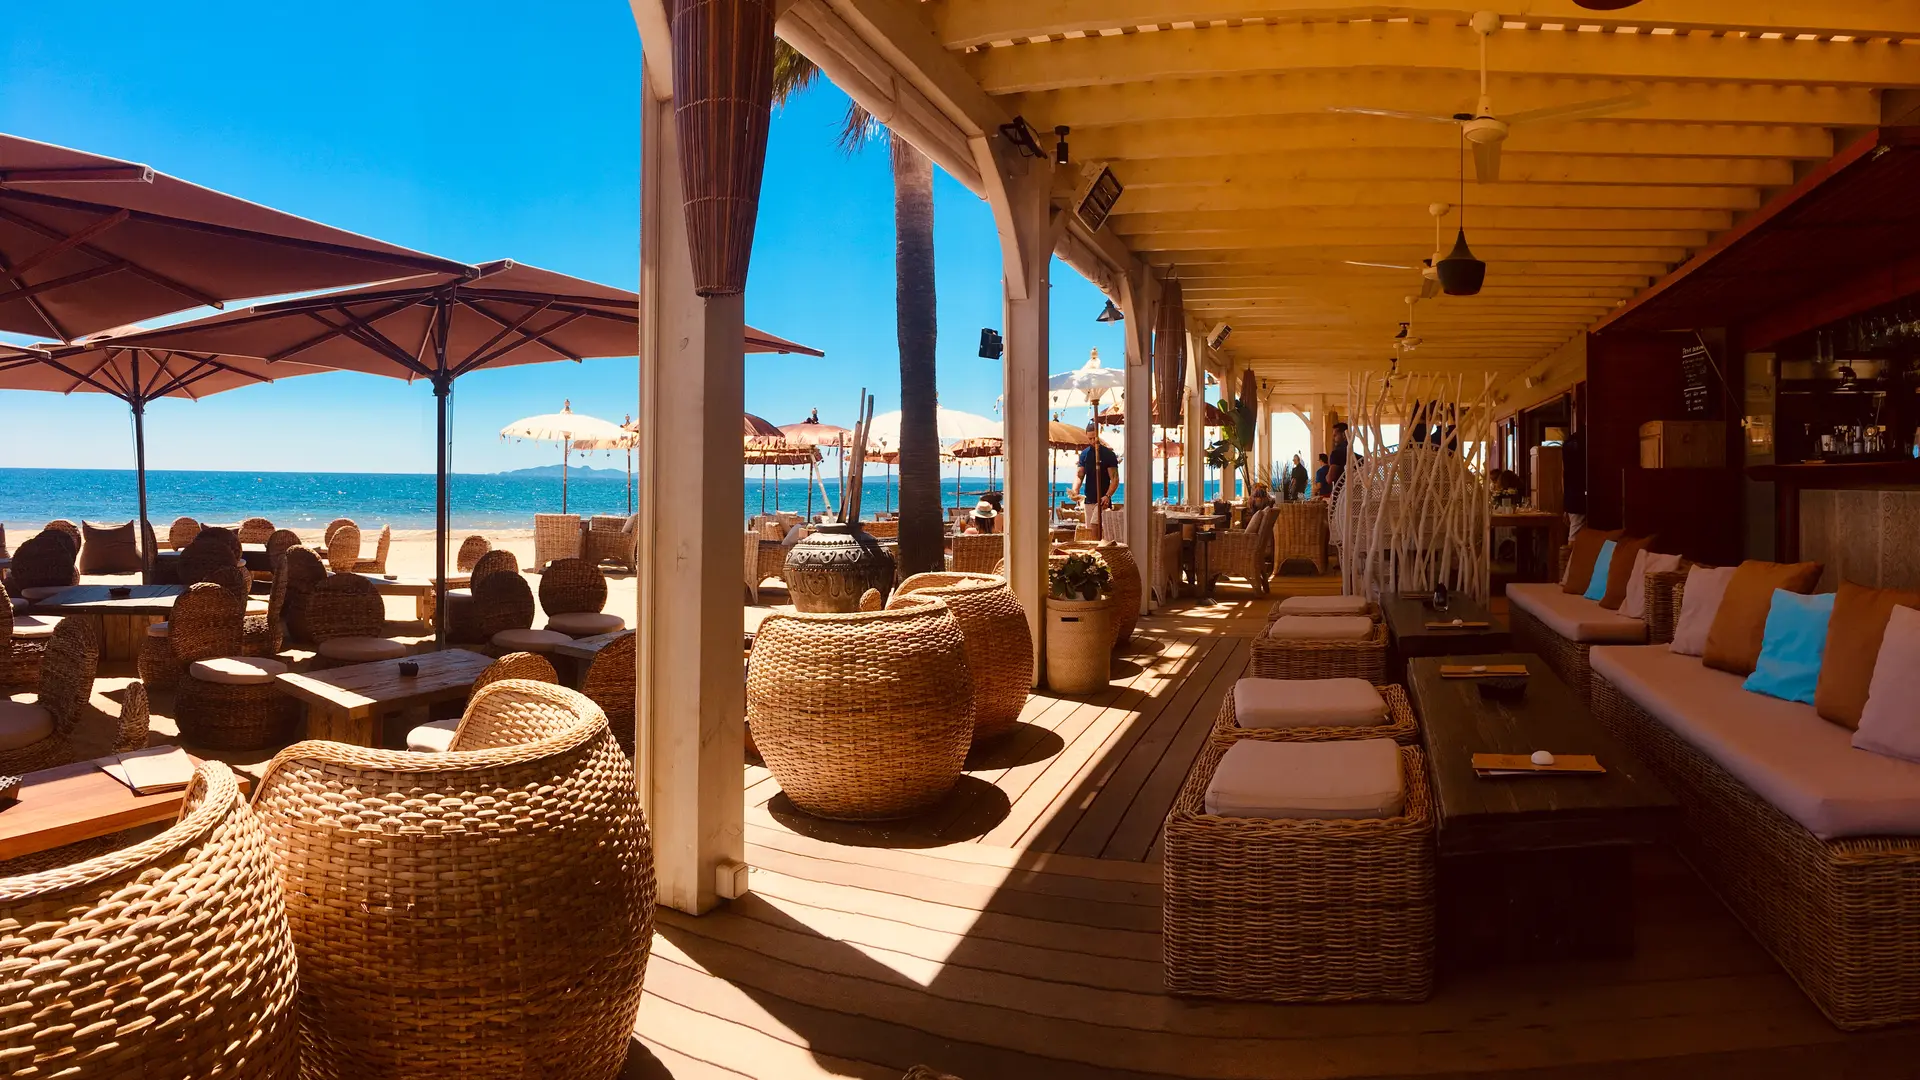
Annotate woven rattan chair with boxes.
[242,551,296,658]
[324,524,361,574]
[323,518,356,545]
[949,533,1003,575]
[1163,741,1435,1002]
[237,516,275,544]
[1249,620,1388,682]
[4,529,79,593]
[276,547,329,646]
[176,532,239,588]
[581,631,636,756]
[584,514,632,569]
[174,583,294,749]
[417,650,561,741]
[533,512,581,570]
[1,618,149,772]
[1205,507,1274,596]
[305,573,407,670]
[747,604,973,820]
[889,573,1030,744]
[1,581,58,689]
[253,680,653,1078]
[42,519,80,550]
[447,549,522,643]
[168,516,202,549]
[863,519,899,538]
[264,527,300,568]
[0,761,300,1076]
[456,533,492,572]
[1272,501,1330,574]
[351,524,392,574]
[474,569,537,644]
[539,557,609,615]
[142,578,242,695]
[1053,540,1141,646]
[1211,683,1419,746]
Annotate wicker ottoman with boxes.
[177,656,297,750]
[1267,595,1380,621]
[1212,680,1419,746]
[1250,617,1388,682]
[1164,740,1435,1002]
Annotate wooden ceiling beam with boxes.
[1126,228,1714,250]
[1105,150,1792,189]
[1183,285,1641,299]
[1159,244,1691,264]
[1108,206,1735,232]
[1179,271,1653,287]
[1119,180,1759,213]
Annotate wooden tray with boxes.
[1472,753,1606,777]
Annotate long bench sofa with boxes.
[1505,582,1650,697]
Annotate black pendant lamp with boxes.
[1436,129,1486,296]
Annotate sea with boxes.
[0,468,1224,532]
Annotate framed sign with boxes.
[1680,341,1714,416]
[1076,166,1123,232]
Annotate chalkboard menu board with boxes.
[1680,342,1714,416]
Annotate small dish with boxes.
[382,573,399,581]
[398,660,420,677]
[107,586,132,599]
[1476,676,1529,700]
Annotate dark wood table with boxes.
[1407,653,1677,967]
[30,584,183,661]
[275,648,494,748]
[0,755,248,862]
[1382,594,1511,679]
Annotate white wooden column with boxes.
[1183,332,1206,503]
[637,56,746,915]
[1119,266,1156,615]
[1256,388,1274,489]
[1310,392,1329,476]
[996,154,1056,684]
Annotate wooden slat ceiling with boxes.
[921,1,1920,392]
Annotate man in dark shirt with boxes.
[1312,453,1329,497]
[1288,454,1309,500]
[1077,429,1120,506]
[1328,422,1350,490]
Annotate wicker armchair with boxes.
[456,533,492,572]
[949,533,1003,575]
[585,514,633,569]
[0,762,300,1077]
[888,573,1031,744]
[174,583,294,750]
[540,557,624,636]
[177,532,243,589]
[533,513,582,570]
[1,581,58,688]
[243,550,296,658]
[323,518,356,546]
[1,618,149,772]
[447,549,521,643]
[264,527,301,571]
[351,524,392,574]
[747,604,973,820]
[1249,619,1389,682]
[416,651,561,743]
[581,631,637,756]
[324,524,361,574]
[237,516,275,544]
[306,574,406,669]
[474,569,537,644]
[252,681,654,1079]
[1207,507,1274,596]
[276,547,329,646]
[169,516,202,550]
[4,529,79,594]
[42,519,81,550]
[1272,500,1329,575]
[147,579,242,693]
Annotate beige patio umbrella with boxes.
[778,413,851,519]
[500,401,633,514]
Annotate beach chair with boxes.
[533,513,581,571]
[351,524,392,574]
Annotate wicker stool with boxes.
[1250,617,1388,682]
[0,762,300,1077]
[888,572,1031,744]
[747,603,973,820]
[1272,501,1329,574]
[1053,540,1140,647]
[1267,595,1380,621]
[177,657,296,750]
[1163,740,1435,1002]
[1212,681,1418,745]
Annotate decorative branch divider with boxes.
[1335,370,1494,605]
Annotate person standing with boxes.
[1288,454,1309,500]
[1328,422,1351,491]
[1313,453,1330,497]
[1076,424,1120,535]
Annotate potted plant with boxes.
[1045,553,1113,693]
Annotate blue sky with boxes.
[0,1,1127,475]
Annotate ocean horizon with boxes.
[1,467,1219,532]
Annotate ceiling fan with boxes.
[1329,10,1648,182]
[1344,202,1451,299]
[1395,296,1424,352]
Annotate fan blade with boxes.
[1325,106,1461,124]
[1345,260,1419,270]
[1420,276,1440,300]
[1473,139,1502,183]
[1504,94,1648,126]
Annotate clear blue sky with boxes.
[0,1,1127,475]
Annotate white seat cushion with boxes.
[1205,738,1404,819]
[316,636,409,663]
[546,611,626,637]
[188,656,288,686]
[1276,595,1371,616]
[1507,583,1648,645]
[0,699,53,752]
[18,587,64,601]
[146,620,170,638]
[1234,677,1386,729]
[491,628,574,653]
[1266,615,1373,641]
[406,718,460,753]
[445,588,473,601]
[1592,644,1920,839]
[9,615,59,639]
[7,597,24,615]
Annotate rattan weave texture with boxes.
[890,572,1031,743]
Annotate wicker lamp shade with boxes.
[672,0,776,297]
[890,573,1032,743]
[1152,278,1186,427]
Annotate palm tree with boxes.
[772,42,943,576]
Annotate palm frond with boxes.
[772,39,821,107]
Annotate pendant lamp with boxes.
[1436,128,1486,296]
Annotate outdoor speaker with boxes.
[978,328,1004,359]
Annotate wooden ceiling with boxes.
[913,1,1920,393]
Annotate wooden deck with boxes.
[631,575,1920,1079]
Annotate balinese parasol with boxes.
[1047,354,1126,412]
[501,401,632,513]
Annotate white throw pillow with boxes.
[1620,550,1684,621]
[1852,606,1920,764]
[1669,565,1736,657]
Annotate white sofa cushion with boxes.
[316,636,409,663]
[1275,595,1371,616]
[9,615,59,639]
[546,611,626,637]
[406,718,460,753]
[1670,565,1736,657]
[146,620,170,638]
[1205,738,1404,819]
[491,628,574,653]
[188,656,288,686]
[7,597,25,615]
[0,698,53,752]
[1620,550,1684,621]
[1233,677,1386,729]
[18,587,65,601]
[1592,644,1920,839]
[1507,583,1647,645]
[1854,606,1920,765]
[1266,615,1373,641]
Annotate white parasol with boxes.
[1047,353,1127,411]
[500,400,632,513]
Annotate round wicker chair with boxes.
[351,524,392,574]
[277,547,329,646]
[323,518,356,546]
[169,516,202,550]
[418,650,560,739]
[539,557,609,615]
[0,762,300,1078]
[474,570,537,643]
[456,534,492,572]
[1,580,56,689]
[307,574,405,670]
[581,631,636,756]
[888,572,1031,744]
[324,524,362,575]
[747,603,973,820]
[143,579,242,693]
[42,519,81,550]
[0,617,148,773]
[265,527,302,567]
[174,584,294,750]
[177,533,241,588]
[237,516,276,544]
[4,529,79,593]
[949,533,1004,575]
[1053,540,1140,646]
[252,681,654,1080]
[446,549,521,643]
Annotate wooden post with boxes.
[1183,330,1206,504]
[637,54,748,915]
[997,152,1057,686]
[1256,390,1274,493]
[1120,267,1156,615]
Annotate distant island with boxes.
[498,464,628,478]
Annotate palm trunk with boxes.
[892,138,942,575]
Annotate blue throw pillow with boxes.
[1744,589,1837,705]
[1582,540,1616,602]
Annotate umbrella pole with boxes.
[433,372,453,649]
[760,463,767,514]
[561,441,569,515]
[806,461,814,520]
[131,395,151,581]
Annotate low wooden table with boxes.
[358,573,471,622]
[0,755,248,863]
[552,630,626,688]
[30,585,182,660]
[1407,653,1676,966]
[275,648,493,747]
[1382,594,1511,679]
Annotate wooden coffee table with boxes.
[1382,594,1510,679]
[358,573,471,622]
[275,648,494,747]
[1406,653,1676,966]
